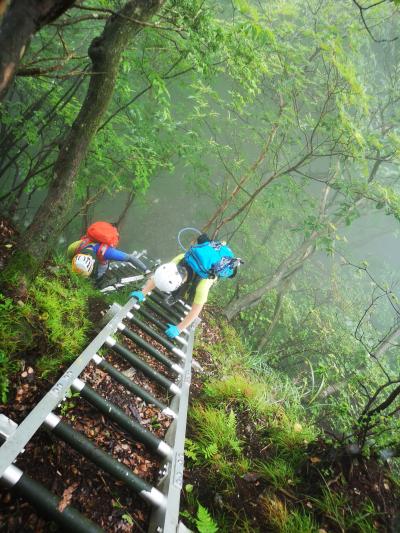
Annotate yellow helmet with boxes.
[71,254,95,277]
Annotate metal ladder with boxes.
[0,258,199,532]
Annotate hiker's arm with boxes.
[102,247,148,271]
[130,277,155,302]
[142,277,156,295]
[177,303,203,331]
[103,247,129,261]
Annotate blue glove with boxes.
[165,323,180,339]
[130,290,145,302]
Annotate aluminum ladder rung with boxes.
[143,299,181,327]
[126,312,185,359]
[91,354,176,418]
[147,293,184,322]
[135,304,188,347]
[105,337,181,396]
[1,463,103,533]
[71,378,172,459]
[44,413,166,509]
[116,322,183,374]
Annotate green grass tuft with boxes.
[0,349,20,403]
[254,457,298,489]
[281,509,318,533]
[204,372,264,404]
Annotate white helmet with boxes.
[72,254,95,277]
[153,262,184,293]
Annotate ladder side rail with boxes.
[0,298,136,478]
[148,326,195,533]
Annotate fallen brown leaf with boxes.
[58,482,79,512]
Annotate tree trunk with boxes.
[257,278,291,352]
[115,189,136,231]
[8,0,163,280]
[222,181,369,321]
[0,0,75,101]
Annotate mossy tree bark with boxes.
[8,0,163,280]
[0,0,75,101]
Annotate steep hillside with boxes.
[181,310,400,532]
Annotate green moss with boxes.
[0,249,41,288]
[32,268,95,376]
[0,260,98,390]
[0,293,34,355]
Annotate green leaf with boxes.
[122,514,134,525]
[195,503,218,533]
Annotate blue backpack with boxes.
[184,241,236,279]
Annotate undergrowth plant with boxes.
[0,259,96,387]
[0,349,20,403]
[185,313,323,530]
[181,501,219,533]
[195,503,219,533]
[254,457,298,489]
[204,373,266,406]
[311,489,378,532]
[187,406,243,485]
[259,495,317,532]
[31,270,94,375]
[0,292,34,355]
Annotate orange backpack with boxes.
[86,221,119,246]
[77,221,120,264]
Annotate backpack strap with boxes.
[75,237,109,265]
[96,243,109,265]
[75,237,92,255]
[167,261,201,306]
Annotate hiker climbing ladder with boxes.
[99,250,160,293]
[0,259,199,533]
